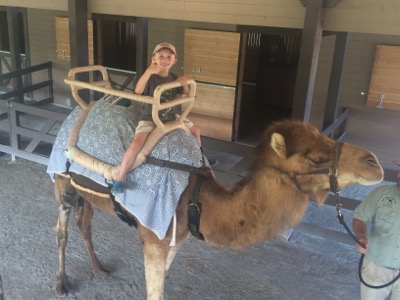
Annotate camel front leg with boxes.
[143,239,170,300]
[76,199,109,276]
[55,204,72,296]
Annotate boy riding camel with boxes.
[112,42,201,194]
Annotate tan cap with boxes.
[152,42,177,56]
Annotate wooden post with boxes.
[6,7,23,102]
[323,32,349,132]
[292,0,324,121]
[68,0,89,103]
[135,17,148,80]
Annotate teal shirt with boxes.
[354,184,400,268]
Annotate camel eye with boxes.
[308,156,329,166]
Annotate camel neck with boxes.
[198,173,309,248]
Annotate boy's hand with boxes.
[177,76,189,95]
[176,76,188,85]
[146,63,162,75]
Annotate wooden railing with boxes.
[0,101,69,164]
[0,61,70,164]
[321,107,350,141]
[0,50,28,90]
[0,61,53,104]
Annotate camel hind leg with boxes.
[54,174,79,296]
[76,198,109,276]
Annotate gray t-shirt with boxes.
[139,73,183,123]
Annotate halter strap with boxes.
[271,142,344,195]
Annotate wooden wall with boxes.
[367,45,400,111]
[187,83,235,141]
[26,9,71,105]
[54,16,94,65]
[310,32,400,170]
[147,19,236,75]
[311,33,400,126]
[24,13,236,106]
[4,0,400,36]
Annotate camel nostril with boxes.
[364,155,379,166]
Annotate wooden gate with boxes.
[0,62,70,165]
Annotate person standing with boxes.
[353,161,400,300]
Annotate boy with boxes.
[112,42,201,193]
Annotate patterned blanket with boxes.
[47,95,205,239]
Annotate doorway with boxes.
[235,32,301,145]
[93,15,136,72]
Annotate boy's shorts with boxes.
[135,116,194,134]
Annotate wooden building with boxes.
[0,0,400,171]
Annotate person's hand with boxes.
[177,76,189,95]
[146,63,162,75]
[355,237,368,254]
[176,76,188,86]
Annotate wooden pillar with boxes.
[68,0,89,103]
[292,0,324,121]
[6,7,23,102]
[135,17,148,78]
[322,32,349,130]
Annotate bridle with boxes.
[270,142,343,196]
[271,141,400,289]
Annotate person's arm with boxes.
[352,218,368,254]
[189,124,201,146]
[135,63,161,95]
[176,76,189,95]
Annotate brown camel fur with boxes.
[53,120,383,300]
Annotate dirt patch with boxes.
[0,155,371,300]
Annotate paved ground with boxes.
[0,154,382,300]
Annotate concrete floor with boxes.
[0,154,366,300]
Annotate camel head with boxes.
[256,120,383,204]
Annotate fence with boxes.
[0,61,70,164]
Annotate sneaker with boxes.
[111,181,126,194]
[208,158,219,168]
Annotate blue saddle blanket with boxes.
[47,95,205,239]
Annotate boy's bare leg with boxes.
[112,131,150,193]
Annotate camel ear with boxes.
[270,133,287,159]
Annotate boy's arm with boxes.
[188,124,201,146]
[177,76,189,95]
[135,64,160,94]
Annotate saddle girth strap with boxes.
[108,187,138,228]
[188,174,205,241]
[145,156,209,175]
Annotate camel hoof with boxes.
[92,266,110,277]
[55,274,71,297]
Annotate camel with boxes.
[53,119,384,300]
